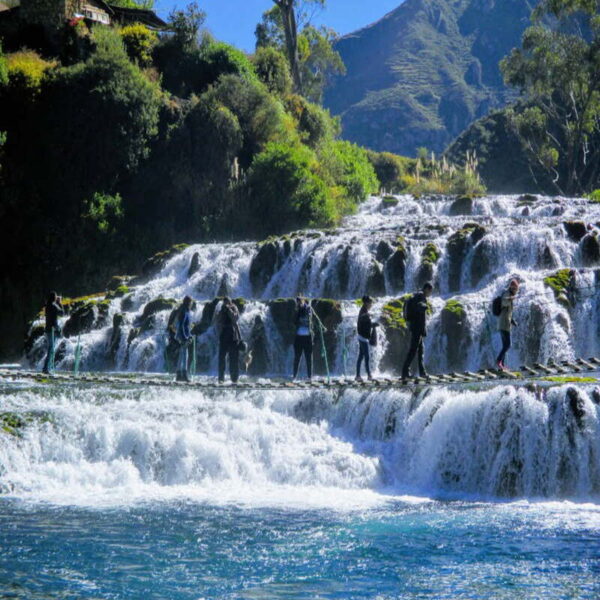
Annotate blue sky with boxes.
[153,0,403,51]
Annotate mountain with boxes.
[324,0,536,156]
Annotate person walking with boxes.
[293,297,313,380]
[175,295,193,382]
[218,297,241,383]
[496,279,519,370]
[402,282,433,381]
[356,295,378,381]
[42,291,64,374]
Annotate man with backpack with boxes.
[402,282,433,381]
[493,279,519,371]
[217,297,242,383]
[293,297,313,380]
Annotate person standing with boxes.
[42,291,64,374]
[402,282,433,380]
[218,297,241,383]
[356,295,378,381]
[293,297,313,380]
[175,295,193,382]
[496,279,519,370]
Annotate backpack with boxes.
[403,294,418,323]
[492,295,503,317]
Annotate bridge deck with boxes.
[1,358,599,391]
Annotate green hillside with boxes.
[324,0,536,156]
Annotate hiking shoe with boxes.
[355,376,363,382]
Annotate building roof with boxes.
[107,5,167,29]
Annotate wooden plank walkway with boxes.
[1,358,599,392]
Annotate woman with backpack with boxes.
[356,295,378,381]
[495,279,519,370]
[292,297,313,380]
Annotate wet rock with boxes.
[567,387,586,428]
[556,312,570,333]
[470,239,492,288]
[217,274,231,297]
[141,297,177,323]
[441,300,471,372]
[447,224,487,293]
[121,294,135,312]
[137,244,190,283]
[517,194,538,204]
[379,297,411,375]
[524,304,545,362]
[365,262,386,297]
[376,240,394,263]
[269,298,297,346]
[249,241,280,296]
[449,195,473,216]
[581,233,600,266]
[551,206,564,217]
[521,206,531,217]
[311,299,343,376]
[538,245,558,269]
[187,252,201,278]
[381,195,399,208]
[563,221,587,242]
[107,313,124,366]
[24,323,45,356]
[543,269,574,308]
[385,239,407,293]
[324,247,351,298]
[298,255,314,293]
[248,316,269,376]
[106,285,130,300]
[62,303,97,338]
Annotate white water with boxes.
[1,381,599,506]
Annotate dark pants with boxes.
[42,330,55,373]
[293,335,313,378]
[219,336,239,382]
[496,330,511,365]
[402,331,426,378]
[356,340,371,378]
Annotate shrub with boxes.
[6,50,56,93]
[588,190,600,203]
[367,150,415,192]
[120,23,158,67]
[0,43,7,87]
[248,142,334,233]
[253,46,291,96]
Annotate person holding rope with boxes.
[292,296,314,380]
[402,282,433,381]
[495,279,519,371]
[174,295,193,382]
[356,295,378,381]
[42,291,63,374]
[217,297,241,383]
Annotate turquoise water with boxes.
[2,499,599,599]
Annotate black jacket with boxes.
[409,292,429,336]
[45,302,63,333]
[219,304,241,343]
[357,308,373,339]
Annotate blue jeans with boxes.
[496,330,511,364]
[356,340,371,378]
[177,343,188,372]
[43,330,55,373]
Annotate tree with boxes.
[120,23,158,67]
[500,0,600,195]
[253,46,292,96]
[168,1,207,48]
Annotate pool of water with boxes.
[2,498,599,599]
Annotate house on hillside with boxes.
[0,0,166,41]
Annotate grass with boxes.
[542,376,597,384]
[543,269,572,307]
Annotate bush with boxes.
[367,150,415,192]
[6,50,56,93]
[0,43,7,87]
[588,190,600,203]
[120,23,158,67]
[253,46,291,96]
[248,142,334,233]
[320,140,379,205]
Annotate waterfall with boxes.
[23,193,600,376]
[1,382,599,504]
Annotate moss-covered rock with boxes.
[141,297,177,322]
[441,299,470,371]
[324,246,351,297]
[187,252,201,278]
[62,302,97,338]
[581,233,600,266]
[107,313,124,367]
[517,194,538,205]
[524,303,546,362]
[106,285,130,300]
[416,242,440,288]
[1,411,53,437]
[543,269,573,308]
[379,296,411,374]
[563,221,587,242]
[106,276,133,292]
[311,299,342,375]
[138,243,190,281]
[447,223,487,292]
[470,238,492,287]
[121,294,135,312]
[449,195,473,216]
[376,240,394,263]
[248,315,269,376]
[381,195,399,207]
